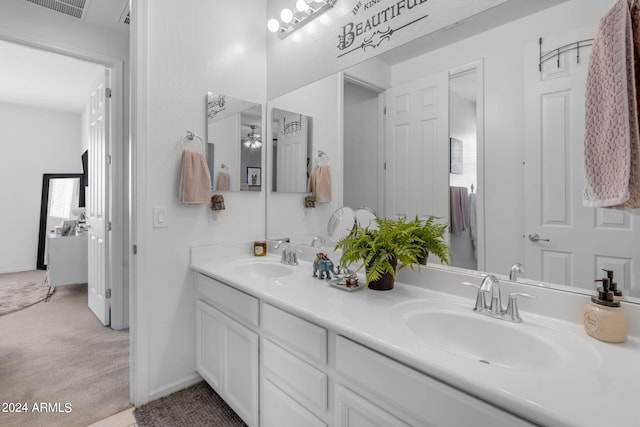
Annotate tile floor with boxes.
[86,407,136,427]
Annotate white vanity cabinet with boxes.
[195,274,259,427]
[335,336,534,427]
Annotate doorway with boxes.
[0,38,131,424]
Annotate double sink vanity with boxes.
[190,241,640,427]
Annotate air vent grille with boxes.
[25,0,86,19]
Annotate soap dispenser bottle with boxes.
[583,277,629,343]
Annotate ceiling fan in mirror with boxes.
[243,125,262,149]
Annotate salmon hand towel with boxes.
[215,171,230,192]
[309,165,332,203]
[583,0,640,208]
[178,149,212,204]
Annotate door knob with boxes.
[528,233,550,242]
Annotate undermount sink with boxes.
[233,260,295,278]
[392,300,599,373]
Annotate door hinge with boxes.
[105,289,111,299]
[384,106,387,115]
[133,244,138,255]
[106,88,112,98]
[107,154,112,165]
[384,162,387,170]
[107,222,112,231]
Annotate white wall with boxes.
[390,0,610,274]
[266,74,343,242]
[132,0,267,403]
[0,102,82,273]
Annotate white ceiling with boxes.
[0,0,129,114]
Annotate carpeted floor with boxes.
[0,270,49,316]
[0,281,130,427]
[134,381,247,427]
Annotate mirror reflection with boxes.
[207,93,263,192]
[270,108,313,193]
[265,1,640,303]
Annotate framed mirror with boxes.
[207,93,263,192]
[270,108,313,193]
[36,173,85,270]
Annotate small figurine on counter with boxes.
[313,253,334,280]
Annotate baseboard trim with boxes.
[0,266,37,274]
[147,374,203,403]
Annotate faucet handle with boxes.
[505,293,536,323]
[461,281,487,312]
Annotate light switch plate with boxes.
[153,207,168,228]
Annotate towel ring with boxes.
[180,131,205,152]
[317,150,330,166]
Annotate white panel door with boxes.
[277,114,309,192]
[87,70,111,325]
[524,30,640,296]
[384,72,449,222]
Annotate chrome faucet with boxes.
[310,235,326,248]
[479,274,503,316]
[462,274,536,323]
[274,240,299,266]
[509,262,526,281]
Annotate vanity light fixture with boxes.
[268,0,337,39]
[243,125,262,149]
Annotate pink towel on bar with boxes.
[583,0,640,208]
[450,186,469,234]
[215,171,230,192]
[178,149,211,204]
[309,165,332,203]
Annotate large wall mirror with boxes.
[265,1,640,302]
[271,108,313,193]
[37,173,85,270]
[207,93,263,192]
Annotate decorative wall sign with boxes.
[337,0,430,58]
[267,0,511,99]
[207,94,226,119]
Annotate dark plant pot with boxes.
[367,257,398,291]
[418,249,429,265]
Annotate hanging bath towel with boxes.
[583,0,640,208]
[309,165,332,203]
[449,186,469,233]
[215,171,230,192]
[178,149,212,204]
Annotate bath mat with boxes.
[134,381,247,427]
[0,270,49,316]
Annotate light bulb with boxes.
[280,8,293,23]
[267,18,280,32]
[296,0,309,12]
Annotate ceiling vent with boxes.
[26,0,87,19]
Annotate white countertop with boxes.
[191,249,640,427]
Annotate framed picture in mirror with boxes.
[247,167,261,187]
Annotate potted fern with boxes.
[409,216,450,265]
[335,217,424,291]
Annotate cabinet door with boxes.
[335,385,411,427]
[196,300,259,427]
[223,316,259,427]
[196,300,223,390]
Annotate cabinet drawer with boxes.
[263,339,328,411]
[263,379,327,427]
[197,274,259,328]
[336,336,534,427]
[262,303,327,365]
